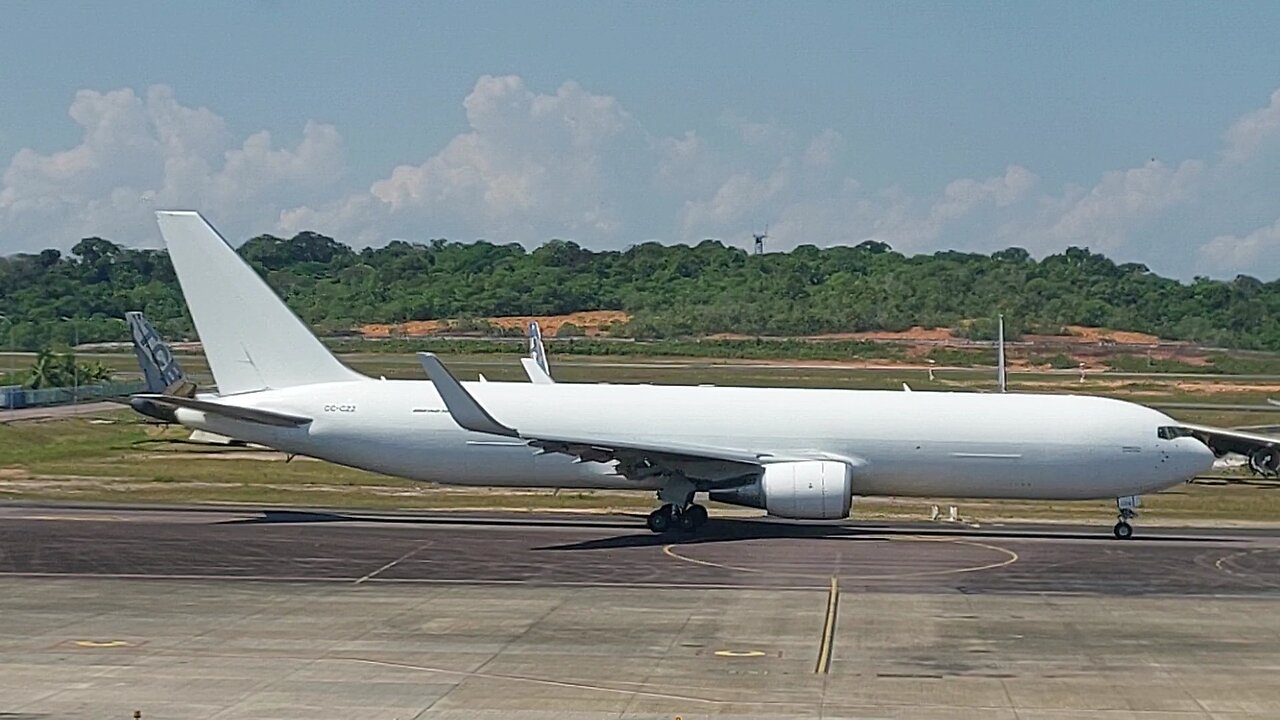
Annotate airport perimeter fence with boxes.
[0,381,147,410]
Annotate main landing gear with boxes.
[1113,495,1139,539]
[646,503,709,533]
[647,475,707,533]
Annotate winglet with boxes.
[417,353,519,437]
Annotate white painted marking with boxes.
[353,543,430,585]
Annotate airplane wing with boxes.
[1174,422,1280,474]
[1176,423,1280,452]
[418,353,791,483]
[130,393,312,428]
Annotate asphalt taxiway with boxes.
[2,505,1280,718]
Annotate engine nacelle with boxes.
[710,460,853,520]
[1249,447,1280,476]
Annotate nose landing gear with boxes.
[1113,495,1140,539]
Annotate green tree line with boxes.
[2,233,1278,351]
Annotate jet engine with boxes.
[710,460,853,520]
[1249,447,1280,476]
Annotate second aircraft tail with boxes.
[125,311,196,396]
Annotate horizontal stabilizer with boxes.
[131,393,312,428]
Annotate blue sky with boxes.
[2,2,1280,279]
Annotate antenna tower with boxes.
[753,226,768,255]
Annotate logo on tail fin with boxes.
[522,321,554,384]
[528,321,550,376]
[126,311,192,396]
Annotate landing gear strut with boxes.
[647,476,707,534]
[645,503,709,534]
[1113,495,1139,539]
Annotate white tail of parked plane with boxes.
[154,211,364,395]
[521,321,554,384]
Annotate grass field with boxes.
[4,352,1280,525]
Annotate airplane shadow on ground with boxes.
[535,517,1244,551]
[213,509,1246,549]
[217,509,645,531]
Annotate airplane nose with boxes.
[1174,436,1215,478]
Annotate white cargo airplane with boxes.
[136,211,1265,539]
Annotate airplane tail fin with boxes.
[125,311,195,396]
[528,321,549,374]
[154,211,364,395]
[523,321,554,384]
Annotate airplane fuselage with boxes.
[172,380,1214,501]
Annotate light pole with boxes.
[0,314,10,379]
[59,316,79,404]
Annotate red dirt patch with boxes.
[361,310,630,339]
[1062,325,1163,346]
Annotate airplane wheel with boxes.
[647,507,673,533]
[1113,521,1133,540]
[677,509,699,532]
[685,504,708,528]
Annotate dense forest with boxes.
[1,232,1278,351]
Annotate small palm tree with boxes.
[79,361,112,384]
[26,349,58,389]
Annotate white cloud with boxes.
[1011,160,1203,254]
[0,85,343,253]
[654,131,723,195]
[282,75,637,244]
[755,166,1037,254]
[678,164,791,239]
[1199,218,1280,275]
[5,78,1280,279]
[1223,89,1280,164]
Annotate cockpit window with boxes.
[1158,426,1190,440]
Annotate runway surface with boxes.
[2,504,1279,595]
[5,504,1280,718]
